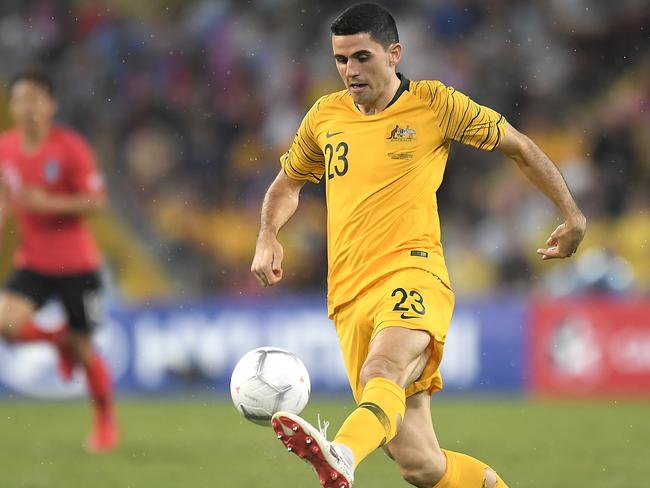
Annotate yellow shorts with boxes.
[333,268,455,403]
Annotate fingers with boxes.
[251,252,269,287]
[252,260,272,287]
[251,250,283,288]
[539,221,582,260]
[536,245,575,260]
[271,248,283,274]
[537,246,559,260]
[251,234,284,288]
[546,223,565,246]
[268,256,283,285]
[253,266,269,287]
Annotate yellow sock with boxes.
[434,450,509,488]
[333,377,405,468]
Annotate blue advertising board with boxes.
[0,296,525,399]
[440,297,526,392]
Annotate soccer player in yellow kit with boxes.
[251,4,586,488]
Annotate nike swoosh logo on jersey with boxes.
[400,313,420,320]
[325,130,344,138]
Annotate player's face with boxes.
[9,80,56,131]
[332,33,401,107]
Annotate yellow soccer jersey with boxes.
[281,75,506,317]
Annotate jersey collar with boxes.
[385,72,410,109]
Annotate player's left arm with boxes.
[497,121,586,260]
[20,134,106,215]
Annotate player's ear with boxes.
[387,42,402,67]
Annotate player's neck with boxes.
[356,74,402,116]
[20,124,50,154]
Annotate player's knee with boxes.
[0,321,19,341]
[382,445,395,460]
[398,458,445,487]
[359,354,404,387]
[387,445,446,487]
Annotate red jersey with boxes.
[0,125,104,275]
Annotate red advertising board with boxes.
[530,297,650,397]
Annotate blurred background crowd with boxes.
[0,0,648,302]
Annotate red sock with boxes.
[84,354,115,424]
[14,320,66,344]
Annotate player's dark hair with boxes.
[9,68,55,96]
[330,3,399,48]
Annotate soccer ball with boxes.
[230,347,311,426]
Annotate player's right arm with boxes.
[251,171,306,287]
[251,98,325,288]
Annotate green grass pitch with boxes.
[0,397,648,487]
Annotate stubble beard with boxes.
[349,88,373,106]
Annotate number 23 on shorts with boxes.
[391,287,426,320]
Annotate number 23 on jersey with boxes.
[325,141,349,179]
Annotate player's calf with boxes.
[384,443,446,488]
[399,460,446,488]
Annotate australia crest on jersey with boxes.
[43,158,61,183]
[385,123,416,142]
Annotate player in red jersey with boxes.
[0,69,117,452]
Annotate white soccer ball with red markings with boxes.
[230,347,311,426]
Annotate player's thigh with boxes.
[0,293,37,336]
[0,270,51,335]
[58,271,103,333]
[361,326,431,388]
[383,391,446,481]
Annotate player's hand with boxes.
[251,231,284,287]
[537,216,586,260]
